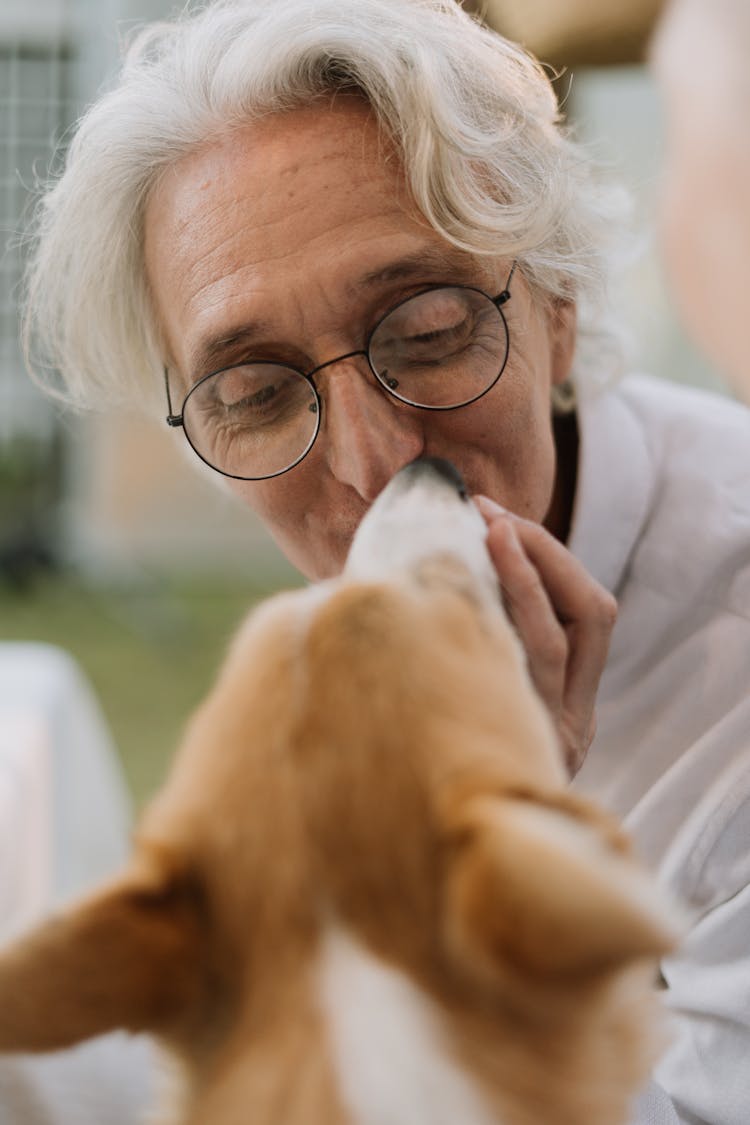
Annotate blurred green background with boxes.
[0,571,296,810]
[0,572,296,807]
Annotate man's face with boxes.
[652,0,750,395]
[145,99,575,579]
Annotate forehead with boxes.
[143,100,486,374]
[147,98,403,244]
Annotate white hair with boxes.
[23,0,630,414]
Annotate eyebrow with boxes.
[187,320,276,379]
[357,246,479,288]
[186,245,481,377]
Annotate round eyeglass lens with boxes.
[369,287,509,409]
[182,363,320,479]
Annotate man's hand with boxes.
[475,496,617,777]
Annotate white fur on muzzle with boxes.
[345,458,498,603]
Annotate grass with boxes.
[0,571,298,808]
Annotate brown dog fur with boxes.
[0,521,677,1124]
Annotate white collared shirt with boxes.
[571,374,750,1125]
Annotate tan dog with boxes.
[0,459,677,1125]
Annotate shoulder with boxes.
[572,375,750,600]
[610,376,750,609]
[615,373,750,465]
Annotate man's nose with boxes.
[319,359,426,503]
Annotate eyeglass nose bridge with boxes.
[306,347,371,384]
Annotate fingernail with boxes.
[474,494,507,516]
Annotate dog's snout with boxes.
[397,458,469,500]
[345,455,497,593]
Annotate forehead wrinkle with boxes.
[181,234,434,365]
[183,195,396,320]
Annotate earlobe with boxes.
[0,845,207,1053]
[549,300,577,387]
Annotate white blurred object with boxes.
[0,642,156,1125]
[0,715,51,943]
[0,642,132,925]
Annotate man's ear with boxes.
[549,299,577,388]
[443,794,680,982]
[0,844,207,1053]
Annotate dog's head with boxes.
[0,459,679,1124]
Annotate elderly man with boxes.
[14,1,750,1122]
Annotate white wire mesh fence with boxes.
[1,38,76,448]
[0,16,78,574]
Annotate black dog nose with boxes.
[397,457,469,500]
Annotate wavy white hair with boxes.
[23,0,630,413]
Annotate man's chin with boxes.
[265,494,398,582]
[272,532,354,584]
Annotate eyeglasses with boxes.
[165,261,517,481]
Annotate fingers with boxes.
[481,513,567,716]
[474,495,617,775]
[508,515,618,730]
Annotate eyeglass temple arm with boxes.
[495,259,518,308]
[164,366,184,428]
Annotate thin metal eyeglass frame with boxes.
[164,260,518,481]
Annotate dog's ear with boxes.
[443,794,680,981]
[0,845,207,1053]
